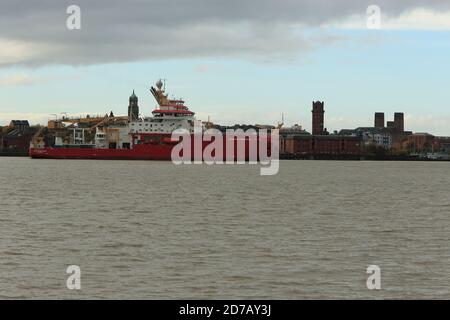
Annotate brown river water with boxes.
[0,157,449,299]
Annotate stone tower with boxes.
[312,101,325,136]
[375,112,385,128]
[394,112,404,133]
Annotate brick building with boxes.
[281,102,361,156]
[433,137,450,153]
[403,133,435,153]
[283,135,361,156]
[1,120,37,153]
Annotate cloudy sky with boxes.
[1,0,450,134]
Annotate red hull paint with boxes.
[29,138,270,161]
[29,144,174,160]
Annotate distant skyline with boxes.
[1,1,450,135]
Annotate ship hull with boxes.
[29,145,173,160]
[29,138,270,161]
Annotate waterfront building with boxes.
[0,121,37,154]
[433,137,450,153]
[281,102,361,157]
[283,135,361,156]
[404,133,435,153]
[343,127,393,150]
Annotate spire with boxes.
[129,90,138,102]
[128,90,139,121]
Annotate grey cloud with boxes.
[0,0,449,67]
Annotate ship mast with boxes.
[150,79,169,107]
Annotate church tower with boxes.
[128,90,139,121]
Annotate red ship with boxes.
[29,80,271,161]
